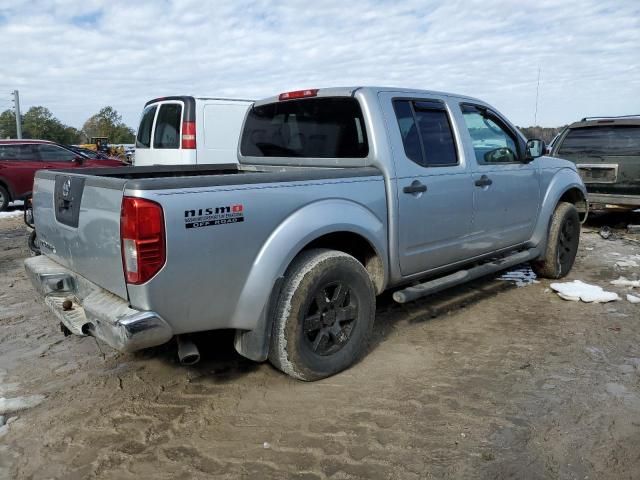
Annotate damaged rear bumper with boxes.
[24,255,173,352]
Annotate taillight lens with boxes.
[181,121,196,149]
[278,89,319,101]
[121,197,166,284]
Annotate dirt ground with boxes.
[1,209,640,480]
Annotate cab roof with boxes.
[253,86,484,107]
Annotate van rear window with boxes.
[558,126,640,156]
[136,105,157,149]
[153,103,182,149]
[240,97,368,158]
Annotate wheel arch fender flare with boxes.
[233,198,388,361]
[530,167,587,248]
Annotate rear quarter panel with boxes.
[125,174,387,335]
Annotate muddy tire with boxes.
[0,185,9,212]
[532,202,580,279]
[269,248,375,381]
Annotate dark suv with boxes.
[550,115,640,209]
[0,139,125,211]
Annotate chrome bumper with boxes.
[588,193,640,208]
[24,256,173,352]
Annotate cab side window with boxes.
[393,100,458,167]
[460,104,519,164]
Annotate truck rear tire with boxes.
[0,185,9,212]
[269,248,375,381]
[532,202,580,279]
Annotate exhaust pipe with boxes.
[177,335,200,366]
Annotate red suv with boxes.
[0,139,125,211]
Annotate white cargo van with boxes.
[134,96,253,166]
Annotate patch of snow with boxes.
[616,260,639,268]
[0,210,22,219]
[498,264,538,287]
[9,200,24,206]
[550,280,620,303]
[627,294,640,304]
[611,277,640,288]
[0,395,45,414]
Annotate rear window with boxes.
[558,126,640,156]
[136,105,157,149]
[240,97,368,158]
[153,103,182,149]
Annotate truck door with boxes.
[380,93,475,276]
[458,104,540,252]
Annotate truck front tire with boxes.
[532,202,580,279]
[269,248,375,381]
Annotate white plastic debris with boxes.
[263,442,271,449]
[627,294,640,304]
[0,395,45,414]
[550,280,620,303]
[611,277,640,288]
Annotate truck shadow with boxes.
[134,274,522,379]
[135,330,261,382]
[368,274,519,352]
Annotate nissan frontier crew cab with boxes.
[25,87,588,381]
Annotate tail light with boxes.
[181,121,196,149]
[278,89,319,101]
[121,197,166,284]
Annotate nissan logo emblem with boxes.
[62,178,71,198]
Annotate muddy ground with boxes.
[1,209,639,480]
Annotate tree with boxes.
[0,110,18,139]
[82,106,135,144]
[0,107,82,143]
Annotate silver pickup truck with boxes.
[25,87,587,380]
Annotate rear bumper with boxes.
[588,193,640,208]
[24,256,173,352]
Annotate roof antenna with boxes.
[533,66,541,126]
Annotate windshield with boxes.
[240,97,368,158]
[558,126,640,156]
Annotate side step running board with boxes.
[392,249,539,304]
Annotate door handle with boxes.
[403,180,427,194]
[474,175,493,187]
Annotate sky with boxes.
[0,0,639,129]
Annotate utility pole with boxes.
[12,90,22,139]
[533,67,541,127]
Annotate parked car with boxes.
[25,87,587,380]
[0,139,125,211]
[550,115,640,209]
[134,96,253,166]
[67,145,123,162]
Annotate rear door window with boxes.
[153,103,182,149]
[393,99,458,167]
[136,105,157,149]
[558,126,640,155]
[240,97,368,158]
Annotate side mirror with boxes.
[73,156,84,165]
[525,139,546,162]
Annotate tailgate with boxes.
[33,170,129,299]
